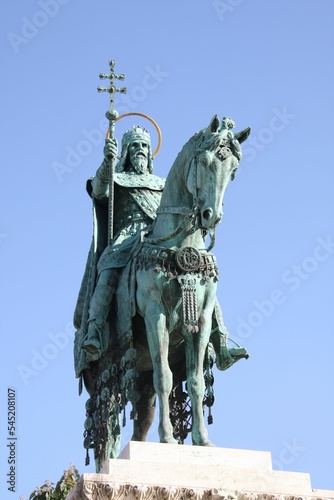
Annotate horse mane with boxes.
[166,127,239,190]
[167,129,221,180]
[182,128,222,156]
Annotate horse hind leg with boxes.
[131,371,156,442]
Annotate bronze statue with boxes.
[73,61,251,470]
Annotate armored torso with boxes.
[113,173,165,234]
[96,173,165,273]
[113,185,147,234]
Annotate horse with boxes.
[82,115,251,468]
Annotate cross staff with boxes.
[97,59,127,245]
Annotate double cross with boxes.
[97,60,127,244]
[97,59,127,131]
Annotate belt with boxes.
[137,243,219,279]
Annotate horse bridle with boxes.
[144,141,236,250]
[143,155,213,248]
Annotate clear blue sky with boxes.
[1,1,334,497]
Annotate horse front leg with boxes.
[184,320,213,447]
[144,302,177,444]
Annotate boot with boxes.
[82,319,104,361]
[216,344,249,371]
[81,269,119,361]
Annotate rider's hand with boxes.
[104,138,118,161]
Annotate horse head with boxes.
[184,115,251,230]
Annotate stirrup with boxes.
[216,345,249,371]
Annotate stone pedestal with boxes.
[67,442,334,499]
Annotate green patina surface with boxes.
[74,60,251,471]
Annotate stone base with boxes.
[67,442,334,499]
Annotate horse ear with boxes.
[209,115,220,133]
[234,126,251,143]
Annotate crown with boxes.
[121,125,151,150]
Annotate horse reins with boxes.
[143,156,217,250]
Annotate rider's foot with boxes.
[81,336,101,361]
[216,345,249,370]
[81,318,103,361]
[82,337,100,351]
[229,347,249,360]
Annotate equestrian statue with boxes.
[73,61,251,470]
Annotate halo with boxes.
[106,112,162,159]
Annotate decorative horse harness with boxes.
[137,243,219,333]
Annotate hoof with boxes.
[192,439,215,447]
[159,437,178,444]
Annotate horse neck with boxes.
[161,151,190,209]
[150,148,206,250]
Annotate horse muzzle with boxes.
[200,207,222,229]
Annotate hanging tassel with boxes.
[85,448,90,466]
[204,344,215,424]
[208,406,213,425]
[178,273,198,333]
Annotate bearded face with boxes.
[128,140,149,174]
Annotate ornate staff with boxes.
[97,60,126,244]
